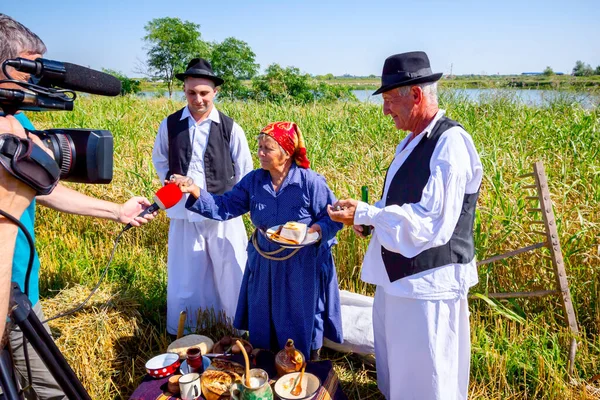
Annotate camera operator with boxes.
[1,14,157,399]
[0,115,47,340]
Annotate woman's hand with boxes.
[308,224,321,235]
[167,174,201,198]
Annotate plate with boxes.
[274,372,321,400]
[179,356,211,374]
[262,225,320,249]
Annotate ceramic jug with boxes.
[275,339,304,377]
[229,368,273,400]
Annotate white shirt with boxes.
[354,110,483,300]
[152,106,253,221]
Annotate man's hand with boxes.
[327,199,358,226]
[352,224,370,238]
[117,196,156,227]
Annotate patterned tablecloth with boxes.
[130,358,348,400]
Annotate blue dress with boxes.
[186,163,343,356]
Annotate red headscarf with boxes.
[260,121,311,169]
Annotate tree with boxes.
[250,64,356,103]
[142,17,209,97]
[251,64,314,103]
[102,69,141,95]
[572,60,593,77]
[595,65,600,76]
[543,66,554,76]
[210,37,259,99]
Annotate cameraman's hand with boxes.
[29,131,54,160]
[117,196,157,227]
[0,115,36,217]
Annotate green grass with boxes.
[28,94,600,399]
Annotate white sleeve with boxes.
[152,119,170,182]
[354,128,480,258]
[230,121,253,183]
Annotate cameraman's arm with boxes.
[37,184,156,227]
[0,116,35,336]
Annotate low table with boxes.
[130,359,348,400]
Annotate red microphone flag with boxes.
[155,183,183,210]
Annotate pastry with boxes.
[208,358,245,378]
[201,370,234,400]
[278,222,307,244]
[212,336,253,355]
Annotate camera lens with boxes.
[32,130,74,178]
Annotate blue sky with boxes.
[3,0,599,77]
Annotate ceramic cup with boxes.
[186,346,203,372]
[179,372,201,400]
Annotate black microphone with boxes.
[0,88,74,111]
[6,58,122,96]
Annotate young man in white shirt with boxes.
[152,58,253,335]
[328,51,483,400]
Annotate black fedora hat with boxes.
[373,51,442,95]
[175,57,224,86]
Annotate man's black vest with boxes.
[381,116,479,282]
[166,107,236,195]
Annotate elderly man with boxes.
[328,51,483,399]
[1,14,156,399]
[152,58,252,335]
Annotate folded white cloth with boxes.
[323,290,374,355]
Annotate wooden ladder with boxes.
[475,161,579,376]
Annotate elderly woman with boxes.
[171,121,343,359]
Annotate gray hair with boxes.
[0,14,47,78]
[257,133,287,156]
[398,82,438,105]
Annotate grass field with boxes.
[27,92,599,399]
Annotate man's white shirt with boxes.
[354,110,483,300]
[152,106,253,222]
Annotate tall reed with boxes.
[28,94,599,398]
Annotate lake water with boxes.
[352,88,600,108]
[137,88,599,108]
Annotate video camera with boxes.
[0,57,122,184]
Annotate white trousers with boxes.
[166,217,248,334]
[373,287,471,400]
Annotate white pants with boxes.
[166,217,248,334]
[373,287,471,400]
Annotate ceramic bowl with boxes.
[274,372,321,400]
[145,353,181,379]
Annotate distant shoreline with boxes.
[140,75,600,92]
[321,75,600,90]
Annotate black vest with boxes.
[381,116,479,282]
[166,107,236,195]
